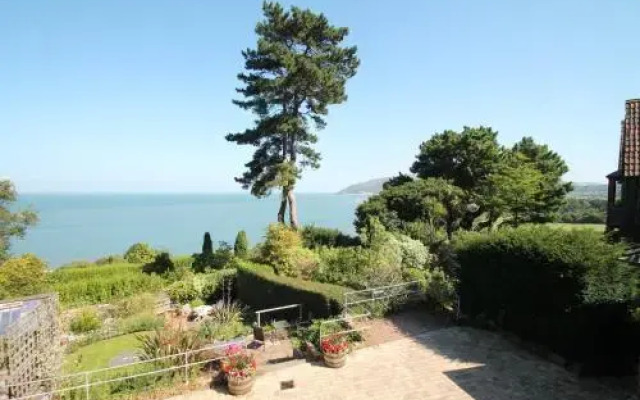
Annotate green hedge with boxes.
[51,263,165,307]
[51,263,144,281]
[236,260,347,319]
[454,226,639,375]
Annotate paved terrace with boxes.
[166,321,636,400]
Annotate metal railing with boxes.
[9,340,246,400]
[254,304,302,327]
[342,281,421,315]
[318,313,370,348]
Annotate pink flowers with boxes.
[221,344,256,381]
[225,343,243,356]
[320,335,349,354]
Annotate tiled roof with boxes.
[619,99,640,177]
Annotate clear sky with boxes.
[2,0,639,193]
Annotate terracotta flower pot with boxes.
[323,352,346,368]
[227,374,255,396]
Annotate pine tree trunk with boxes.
[287,188,299,229]
[277,188,287,224]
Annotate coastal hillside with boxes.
[570,183,608,199]
[336,178,390,195]
[339,179,608,198]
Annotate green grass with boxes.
[547,223,605,232]
[64,332,152,373]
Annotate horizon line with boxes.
[19,191,359,195]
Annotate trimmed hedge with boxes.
[235,260,347,319]
[454,226,639,375]
[50,263,165,307]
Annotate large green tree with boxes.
[410,127,571,224]
[512,137,572,221]
[226,2,359,228]
[482,155,545,226]
[366,127,572,239]
[0,179,38,262]
[410,126,503,192]
[355,178,469,241]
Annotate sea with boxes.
[12,193,368,268]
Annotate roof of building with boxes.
[0,295,54,336]
[619,99,640,177]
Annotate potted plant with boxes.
[321,335,349,368]
[221,344,257,395]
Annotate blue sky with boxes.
[2,0,639,193]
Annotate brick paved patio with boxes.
[165,325,636,400]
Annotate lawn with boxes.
[547,223,605,232]
[64,332,152,373]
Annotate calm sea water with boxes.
[13,193,367,267]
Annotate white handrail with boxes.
[11,352,229,400]
[255,303,302,327]
[8,339,245,390]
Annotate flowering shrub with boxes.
[221,344,256,381]
[320,335,349,355]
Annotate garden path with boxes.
[165,324,635,400]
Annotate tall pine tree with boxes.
[202,232,213,255]
[226,2,359,228]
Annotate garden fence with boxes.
[342,280,422,316]
[8,340,247,400]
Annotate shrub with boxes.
[301,226,360,249]
[314,246,369,289]
[113,293,158,318]
[69,308,102,333]
[124,243,156,264]
[198,300,247,341]
[0,253,48,299]
[236,260,346,319]
[142,252,174,275]
[213,243,235,268]
[288,247,321,279]
[260,223,303,275]
[165,270,236,304]
[259,224,321,277]
[189,298,205,308]
[210,300,245,325]
[199,319,248,342]
[403,267,456,310]
[396,234,431,269]
[173,255,194,271]
[234,230,249,259]
[363,228,404,287]
[454,226,638,375]
[118,313,164,334]
[138,324,202,362]
[199,269,236,303]
[313,230,427,290]
[193,242,234,272]
[165,279,199,304]
[164,256,193,282]
[291,319,362,350]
